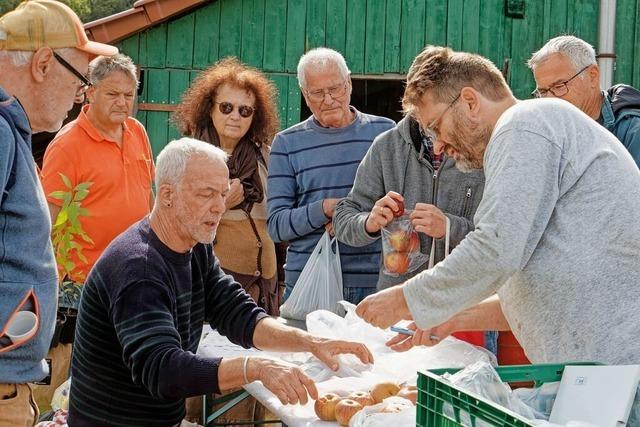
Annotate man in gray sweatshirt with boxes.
[357,46,640,365]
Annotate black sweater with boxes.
[68,217,267,426]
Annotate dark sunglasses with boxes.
[215,101,255,118]
[53,51,92,90]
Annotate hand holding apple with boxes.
[365,191,405,234]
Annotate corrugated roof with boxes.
[84,0,212,45]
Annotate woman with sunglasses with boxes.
[173,58,281,315]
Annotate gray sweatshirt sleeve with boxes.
[403,129,563,329]
[333,142,385,247]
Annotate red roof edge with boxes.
[84,0,211,45]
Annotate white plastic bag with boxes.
[280,232,343,320]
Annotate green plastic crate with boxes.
[417,362,598,427]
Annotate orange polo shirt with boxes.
[42,104,154,283]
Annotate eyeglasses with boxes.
[304,81,348,102]
[422,93,461,141]
[215,101,255,118]
[53,51,91,92]
[531,65,590,98]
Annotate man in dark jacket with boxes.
[69,138,373,426]
[0,2,116,425]
[529,35,640,167]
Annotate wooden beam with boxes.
[138,103,177,112]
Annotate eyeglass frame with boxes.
[531,65,591,98]
[421,93,461,141]
[52,51,92,92]
[303,81,349,102]
[214,101,255,118]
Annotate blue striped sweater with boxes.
[267,109,394,289]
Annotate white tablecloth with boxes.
[196,314,495,427]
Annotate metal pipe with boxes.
[597,0,617,88]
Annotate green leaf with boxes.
[72,188,90,202]
[48,191,67,200]
[74,182,93,193]
[59,173,72,189]
[54,210,69,227]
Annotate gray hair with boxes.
[528,35,596,75]
[155,137,228,187]
[297,47,350,89]
[88,53,138,87]
[0,47,74,68]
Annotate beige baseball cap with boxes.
[0,0,118,57]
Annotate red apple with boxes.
[335,399,363,426]
[314,393,342,421]
[347,391,375,407]
[392,199,405,217]
[384,252,410,275]
[407,231,420,252]
[370,381,401,403]
[388,230,410,252]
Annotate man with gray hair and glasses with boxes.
[0,1,116,425]
[68,137,373,426]
[356,45,640,368]
[267,47,394,305]
[529,35,640,167]
[42,53,155,284]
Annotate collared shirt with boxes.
[41,104,154,282]
[420,128,442,170]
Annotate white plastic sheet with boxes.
[246,303,496,426]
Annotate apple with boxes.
[392,199,405,217]
[397,386,418,404]
[347,391,375,407]
[384,252,410,275]
[388,230,410,252]
[335,399,363,426]
[407,231,420,252]
[370,381,401,403]
[314,393,342,421]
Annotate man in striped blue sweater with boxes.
[267,48,395,305]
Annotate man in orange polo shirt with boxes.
[42,53,155,283]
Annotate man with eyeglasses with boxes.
[0,1,117,425]
[42,54,154,284]
[529,35,640,168]
[332,91,488,349]
[356,45,640,369]
[267,48,394,306]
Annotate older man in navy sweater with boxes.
[68,138,373,426]
[267,48,395,305]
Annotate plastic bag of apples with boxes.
[380,212,427,277]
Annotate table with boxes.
[197,318,305,426]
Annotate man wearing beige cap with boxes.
[0,1,116,425]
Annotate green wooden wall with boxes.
[116,0,640,157]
